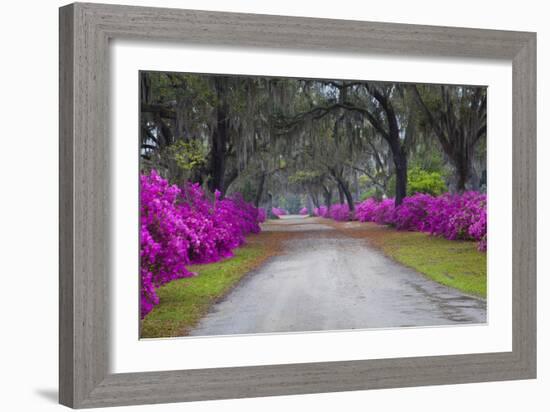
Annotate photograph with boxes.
[139,71,488,338]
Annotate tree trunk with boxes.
[452,143,475,192]
[366,85,408,207]
[309,192,319,208]
[338,186,345,204]
[339,181,355,212]
[254,172,266,207]
[353,171,360,202]
[223,168,239,195]
[140,72,152,107]
[468,167,481,191]
[333,176,355,212]
[456,161,469,193]
[307,195,316,211]
[208,79,229,194]
[267,192,273,218]
[394,151,407,206]
[175,100,187,141]
[322,186,332,208]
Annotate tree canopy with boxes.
[140,71,487,211]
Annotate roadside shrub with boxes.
[469,211,487,251]
[140,171,195,318]
[271,207,288,218]
[371,199,396,225]
[329,203,352,221]
[424,192,486,242]
[392,193,433,231]
[313,206,329,217]
[140,170,262,318]
[355,198,379,222]
[327,191,487,252]
[299,207,309,215]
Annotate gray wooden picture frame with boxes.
[59,2,537,408]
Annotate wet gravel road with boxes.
[190,216,487,336]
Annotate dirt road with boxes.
[190,216,486,336]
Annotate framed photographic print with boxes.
[59,2,536,408]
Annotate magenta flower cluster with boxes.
[257,207,267,223]
[313,205,329,218]
[355,198,398,226]
[358,192,487,250]
[299,207,309,215]
[329,203,352,221]
[314,192,487,251]
[313,204,352,221]
[140,170,264,318]
[271,207,288,217]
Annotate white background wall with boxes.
[0,1,546,411]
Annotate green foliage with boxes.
[150,72,215,107]
[388,167,447,197]
[407,167,446,196]
[358,175,370,187]
[358,175,386,200]
[409,149,446,174]
[168,140,207,172]
[288,170,321,184]
[360,187,384,201]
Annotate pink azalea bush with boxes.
[371,199,396,225]
[299,207,309,215]
[354,198,378,222]
[140,170,263,318]
[323,192,487,251]
[391,193,433,231]
[328,203,352,221]
[313,205,329,217]
[468,211,487,251]
[313,204,351,221]
[422,192,487,251]
[355,198,395,224]
[271,207,288,218]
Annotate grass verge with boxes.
[140,231,285,338]
[333,222,486,298]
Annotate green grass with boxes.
[377,231,486,298]
[140,240,268,338]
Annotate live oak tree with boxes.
[140,73,278,197]
[412,84,487,192]
[277,81,416,206]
